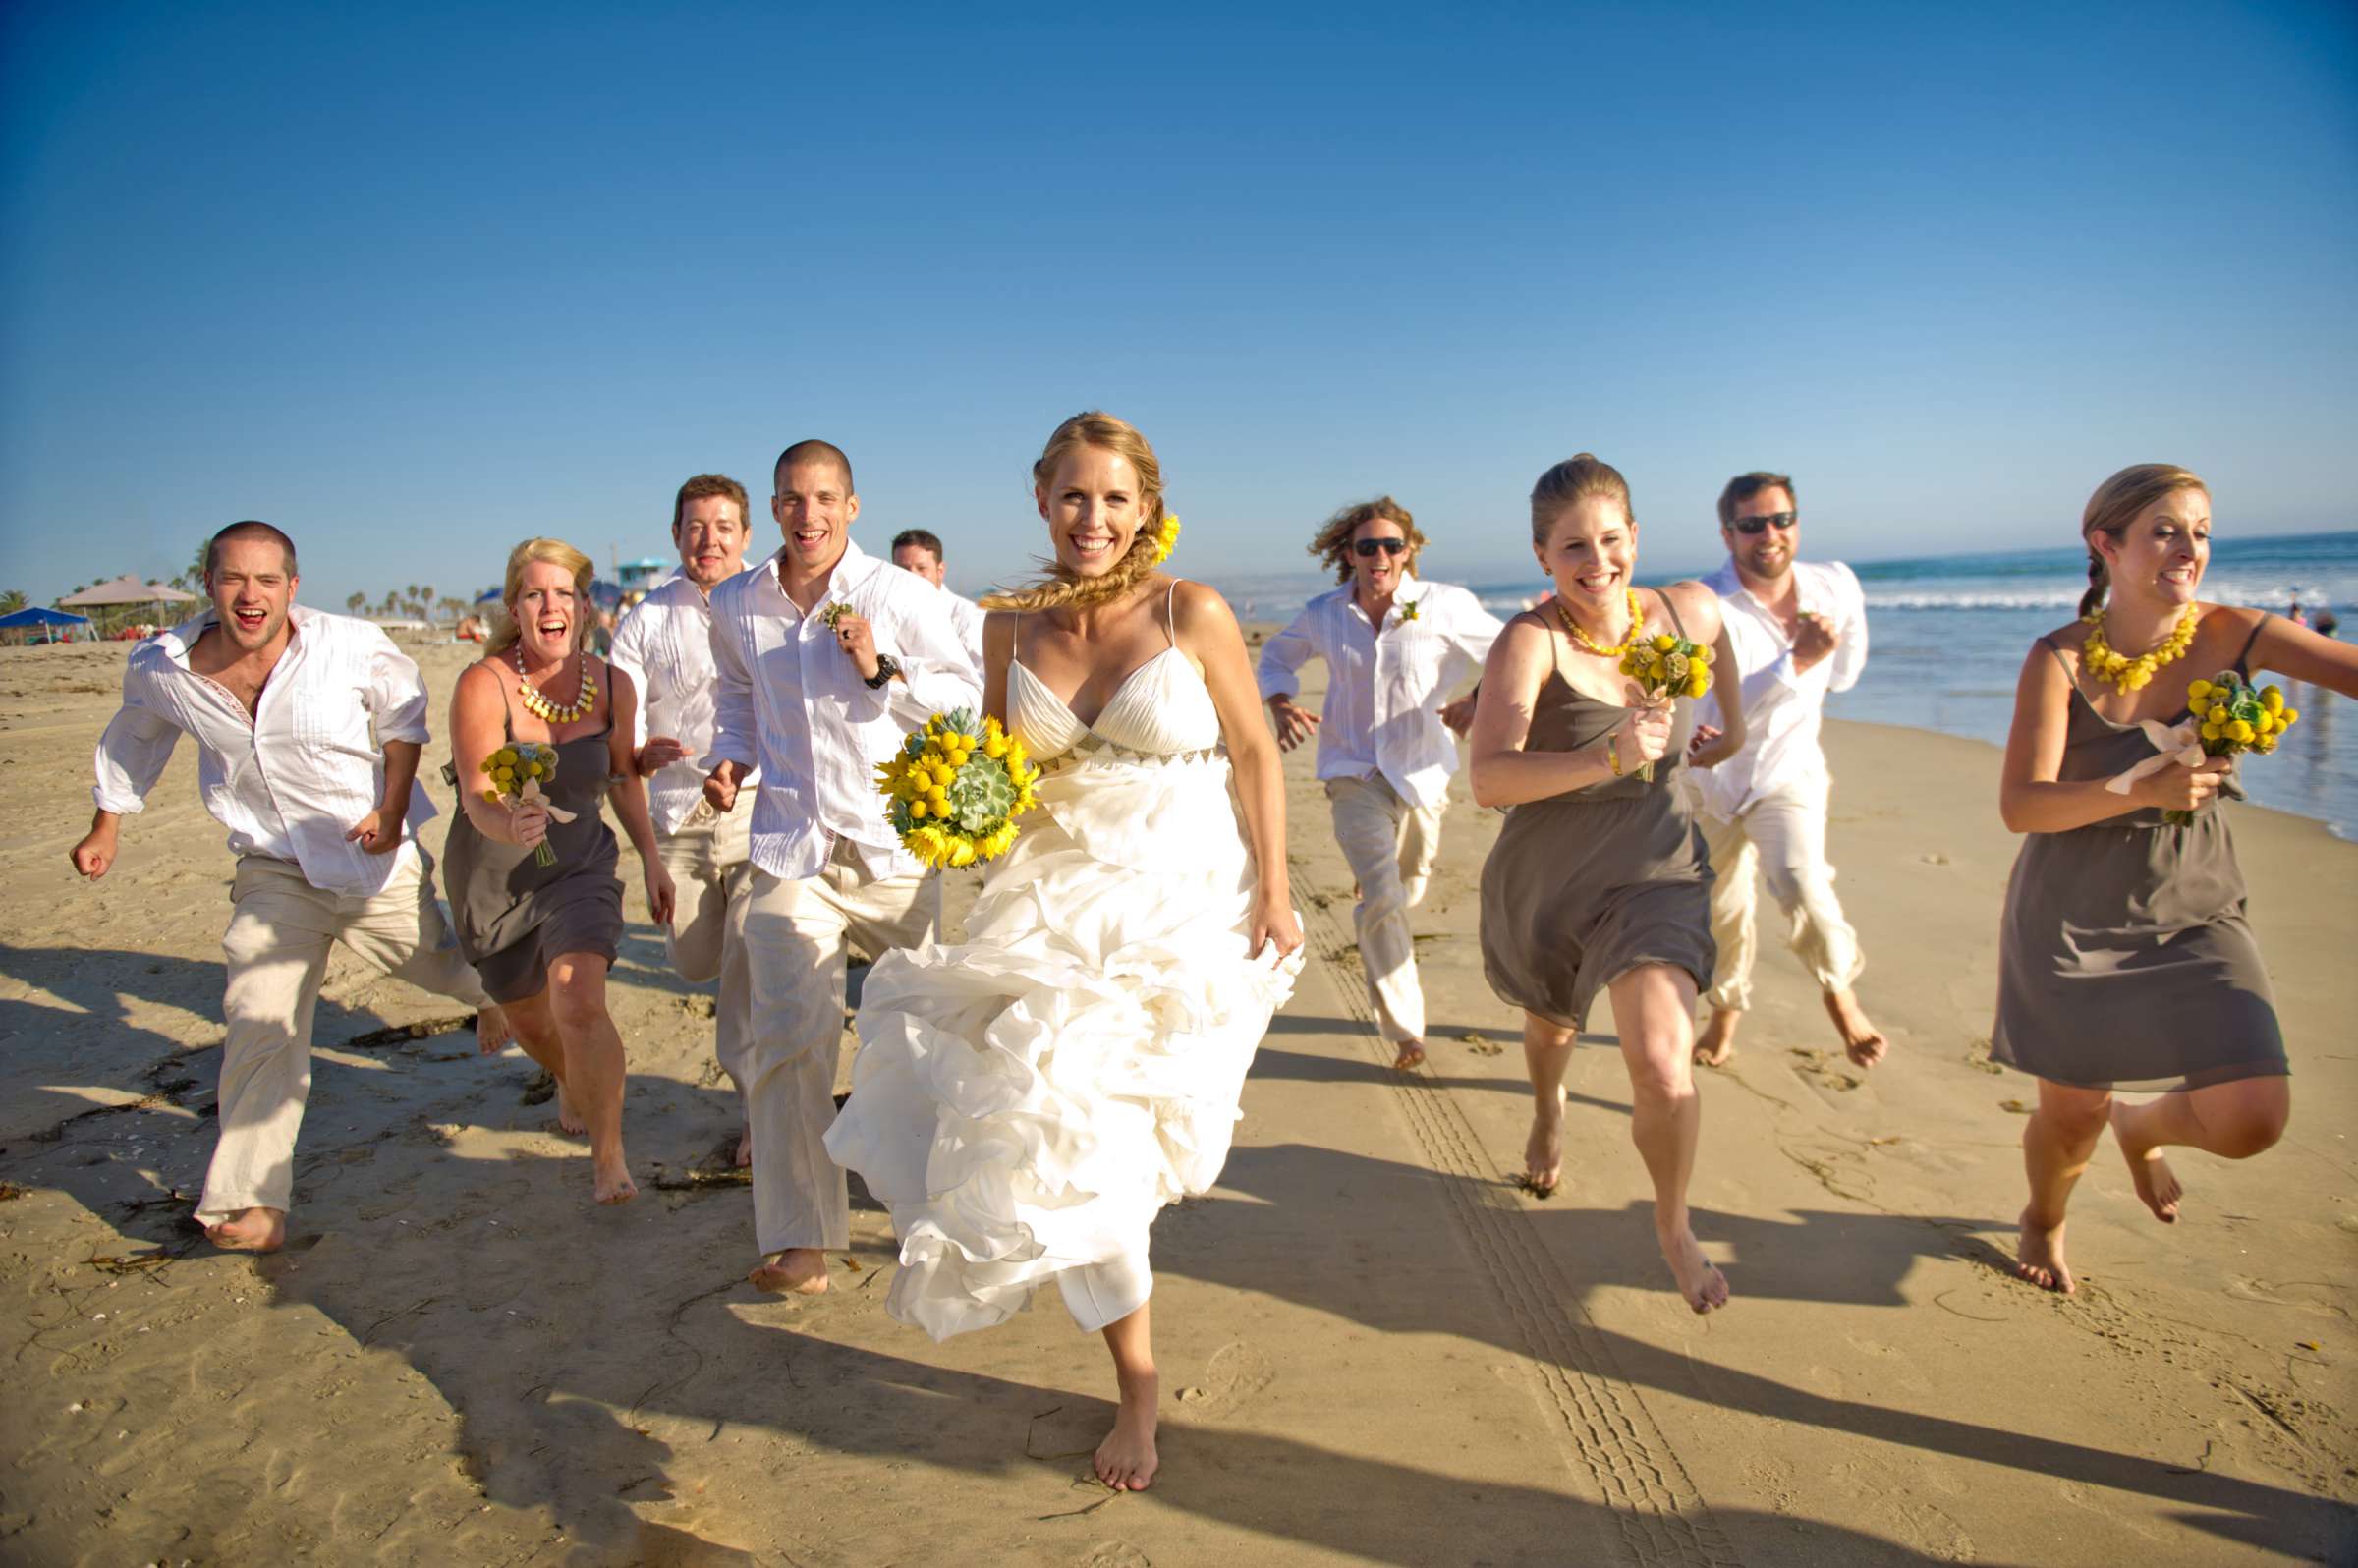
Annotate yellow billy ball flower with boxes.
[1652,634,1676,652]
[2185,679,2213,701]
[2228,720,2255,743]
[2282,708,2300,725]
[2262,687,2284,713]
[909,800,929,819]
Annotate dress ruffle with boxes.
[825,755,1300,1341]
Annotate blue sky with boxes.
[3,1,2354,608]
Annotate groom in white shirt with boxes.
[1689,472,1887,1069]
[1259,497,1502,1070]
[704,440,982,1295]
[610,473,758,1165]
[70,522,508,1253]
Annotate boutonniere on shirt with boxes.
[1397,596,1423,623]
[819,601,856,630]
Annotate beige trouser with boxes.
[1697,770,1865,1014]
[200,851,491,1225]
[656,802,758,1120]
[1325,774,1448,1043]
[743,842,940,1256]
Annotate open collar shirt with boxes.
[1695,557,1869,819]
[91,604,435,895]
[610,568,758,836]
[705,539,983,881]
[1256,579,1503,810]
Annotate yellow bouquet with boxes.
[479,741,574,867]
[874,708,1042,869]
[1617,633,1712,781]
[2167,673,2299,825]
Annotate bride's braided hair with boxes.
[981,412,1168,614]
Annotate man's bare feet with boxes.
[1823,988,1887,1068]
[1658,1222,1730,1314]
[734,1123,753,1169]
[475,1003,517,1055]
[556,1085,587,1137]
[1391,1038,1427,1071]
[2109,1101,2182,1223]
[2014,1208,2075,1293]
[592,1156,637,1205]
[204,1206,287,1252]
[1094,1369,1159,1490]
[1694,1008,1740,1068]
[749,1248,830,1294]
[1520,1086,1566,1198]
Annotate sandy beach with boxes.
[0,631,2352,1567]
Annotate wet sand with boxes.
[0,633,2351,1565]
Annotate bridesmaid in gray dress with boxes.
[1470,455,1745,1315]
[449,538,675,1206]
[1995,465,2358,1294]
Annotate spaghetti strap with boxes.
[1662,588,1690,642]
[1164,580,1179,648]
[2232,612,2270,676]
[2038,634,2076,680]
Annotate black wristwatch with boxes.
[864,653,901,690]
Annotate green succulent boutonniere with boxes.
[1398,596,1423,623]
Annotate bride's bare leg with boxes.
[1095,1303,1159,1491]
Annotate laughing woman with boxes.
[446,538,676,1206]
[1994,465,2358,1293]
[1469,454,1744,1316]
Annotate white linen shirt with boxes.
[90,604,436,896]
[1256,580,1503,809]
[706,540,983,880]
[610,569,758,835]
[1694,557,1869,819]
[940,586,987,669]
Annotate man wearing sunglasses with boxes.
[1259,497,1503,1070]
[1688,472,1886,1071]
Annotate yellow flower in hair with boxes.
[1151,513,1182,565]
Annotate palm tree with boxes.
[346,591,366,614]
[0,589,27,614]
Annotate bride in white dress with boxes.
[825,411,1303,1491]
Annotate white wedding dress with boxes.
[825,597,1300,1341]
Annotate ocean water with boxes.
[1212,531,2358,839]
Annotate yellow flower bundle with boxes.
[1616,633,1713,781]
[2166,672,2300,824]
[874,708,1042,869]
[480,742,563,866]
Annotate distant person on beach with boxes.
[702,440,981,1296]
[1993,464,2358,1294]
[445,538,675,1207]
[2315,603,2339,637]
[609,474,759,1166]
[891,527,987,667]
[1258,496,1503,1069]
[2285,599,2307,627]
[71,521,515,1253]
[1470,455,1744,1315]
[1686,472,1887,1070]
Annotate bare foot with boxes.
[1391,1038,1427,1071]
[2109,1101,2181,1223]
[1520,1086,1566,1198]
[204,1206,287,1252]
[556,1085,587,1137]
[1658,1222,1730,1314]
[749,1248,830,1294]
[1694,1008,1740,1068]
[1823,989,1887,1068]
[2014,1208,2075,1293]
[734,1123,753,1168]
[1094,1370,1160,1491]
[592,1156,637,1206]
[475,1003,517,1055]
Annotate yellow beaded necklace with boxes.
[1556,588,1645,659]
[515,649,599,723]
[2080,603,2197,695]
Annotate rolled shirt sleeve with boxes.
[1441,590,1505,685]
[877,582,984,725]
[1256,605,1319,700]
[360,625,431,744]
[91,683,181,815]
[608,605,653,752]
[1825,563,1869,695]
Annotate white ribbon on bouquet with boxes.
[2104,717,2206,795]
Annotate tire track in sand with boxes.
[1298,883,1740,1568]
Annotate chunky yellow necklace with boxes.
[2080,604,2197,695]
[1557,589,1645,658]
[515,649,598,723]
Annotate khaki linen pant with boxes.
[656,801,758,1117]
[1325,775,1448,1043]
[743,842,940,1256]
[201,851,491,1225]
[1696,770,1865,1014]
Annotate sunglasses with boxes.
[1353,537,1411,557]
[1729,512,1797,535]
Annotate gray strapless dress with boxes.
[1990,627,2286,1092]
[1480,610,1716,1031]
[444,723,625,1004]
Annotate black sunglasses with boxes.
[1729,512,1797,535]
[1353,537,1411,557]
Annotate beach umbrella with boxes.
[0,606,93,629]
